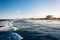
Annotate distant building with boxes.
[22,15,60,20]
[46,15,54,20]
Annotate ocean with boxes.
[0,19,60,40]
[13,20,60,40]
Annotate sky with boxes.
[0,0,60,19]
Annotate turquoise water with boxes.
[13,20,60,40]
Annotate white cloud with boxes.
[16,10,21,13]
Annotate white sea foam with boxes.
[0,21,18,31]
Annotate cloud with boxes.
[16,10,21,13]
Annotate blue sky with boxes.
[0,0,60,19]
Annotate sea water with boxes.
[13,20,60,40]
[0,20,23,40]
[0,20,60,40]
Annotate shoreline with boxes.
[25,19,60,22]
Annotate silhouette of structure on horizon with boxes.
[22,15,60,20]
